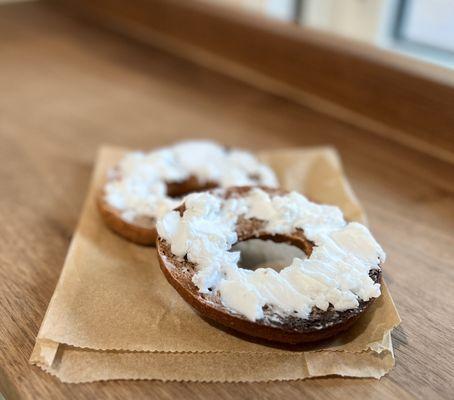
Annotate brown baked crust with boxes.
[156,186,382,344]
[97,176,218,246]
[97,191,158,245]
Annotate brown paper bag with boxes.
[30,146,400,383]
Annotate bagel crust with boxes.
[97,191,158,245]
[97,177,216,246]
[156,186,384,344]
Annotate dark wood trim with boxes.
[56,0,454,162]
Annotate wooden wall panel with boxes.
[57,0,454,162]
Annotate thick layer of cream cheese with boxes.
[157,188,385,321]
[104,141,278,222]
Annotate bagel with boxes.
[156,187,385,344]
[97,141,277,245]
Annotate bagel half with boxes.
[97,141,278,246]
[156,187,383,344]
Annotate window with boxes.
[394,0,454,58]
[207,0,300,22]
[207,0,454,67]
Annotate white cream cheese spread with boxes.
[104,141,278,222]
[157,188,385,321]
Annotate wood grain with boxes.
[58,0,454,163]
[0,2,453,399]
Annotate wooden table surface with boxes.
[0,3,453,399]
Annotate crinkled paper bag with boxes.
[30,145,400,383]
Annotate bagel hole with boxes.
[166,179,218,199]
[231,239,307,272]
